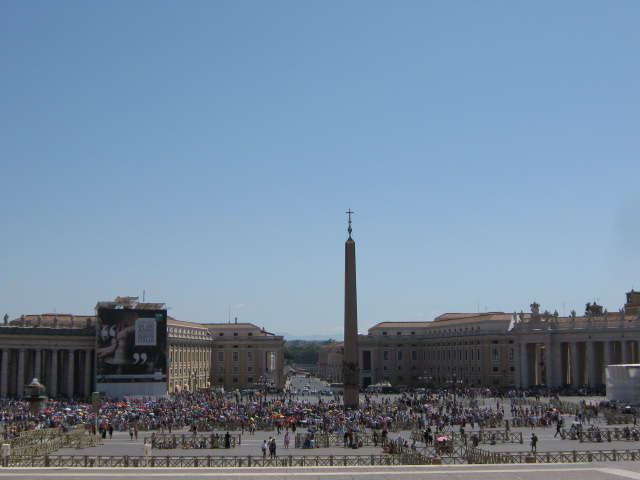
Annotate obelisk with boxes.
[343,209,360,409]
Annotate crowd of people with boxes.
[0,384,627,453]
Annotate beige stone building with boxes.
[319,290,640,391]
[204,322,285,392]
[0,309,284,398]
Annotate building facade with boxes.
[319,291,640,391]
[0,307,285,398]
[205,322,285,392]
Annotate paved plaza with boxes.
[18,394,636,479]
[5,393,640,478]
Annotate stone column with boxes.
[549,341,562,389]
[84,349,93,397]
[519,342,530,388]
[0,349,9,398]
[604,341,612,368]
[67,349,75,397]
[17,348,26,396]
[570,342,581,388]
[588,341,599,387]
[50,349,59,397]
[621,340,630,364]
[34,349,42,381]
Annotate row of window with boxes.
[216,351,253,362]
[379,327,482,336]
[379,348,515,362]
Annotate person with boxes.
[396,433,404,453]
[373,430,379,447]
[225,431,231,449]
[261,440,267,456]
[129,426,134,441]
[284,432,290,449]
[530,432,538,452]
[555,417,563,438]
[269,437,277,457]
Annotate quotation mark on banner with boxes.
[133,353,148,364]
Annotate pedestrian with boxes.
[554,417,563,438]
[269,437,277,457]
[261,440,267,456]
[284,432,290,449]
[129,426,134,441]
[225,431,231,449]
[134,425,138,440]
[530,432,538,452]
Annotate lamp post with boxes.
[448,374,463,415]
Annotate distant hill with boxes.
[276,332,343,342]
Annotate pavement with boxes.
[7,393,640,479]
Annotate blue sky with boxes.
[1,2,639,337]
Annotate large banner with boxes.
[96,308,167,387]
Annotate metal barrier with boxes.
[467,447,640,464]
[1,452,430,468]
[411,430,523,445]
[7,429,98,456]
[295,432,380,449]
[143,433,241,449]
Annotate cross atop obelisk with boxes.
[346,209,354,238]
[343,209,360,409]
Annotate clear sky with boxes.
[1,1,639,337]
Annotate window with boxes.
[508,348,514,361]
[383,350,389,361]
[492,366,499,372]
[217,352,224,362]
[411,350,417,361]
[397,350,404,362]
[247,351,253,362]
[232,351,239,362]
[492,348,499,361]
[397,365,403,371]
[232,366,239,373]
[219,333,223,336]
[247,366,253,373]
[383,365,388,371]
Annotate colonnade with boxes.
[0,347,94,398]
[519,338,639,389]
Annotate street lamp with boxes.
[448,374,463,415]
